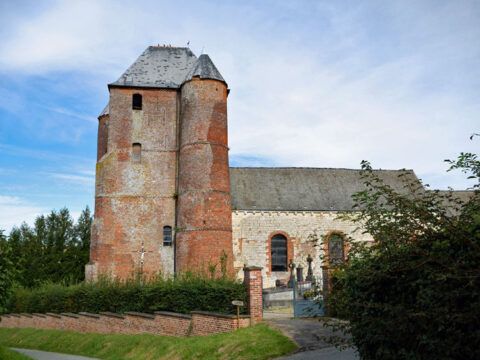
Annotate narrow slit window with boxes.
[328,233,345,264]
[271,234,287,272]
[132,143,141,163]
[163,226,172,246]
[132,94,142,110]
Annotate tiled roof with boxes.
[229,167,422,211]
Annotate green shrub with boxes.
[321,157,480,360]
[6,274,247,315]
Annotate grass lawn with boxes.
[0,324,297,360]
[0,345,32,360]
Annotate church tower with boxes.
[86,46,233,280]
[176,55,233,273]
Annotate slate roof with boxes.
[109,46,198,89]
[433,190,478,215]
[101,47,226,117]
[229,167,422,211]
[99,103,109,117]
[184,54,226,84]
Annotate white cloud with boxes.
[49,173,95,186]
[0,195,47,233]
[43,106,97,123]
[0,0,478,190]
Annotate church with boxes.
[85,46,440,288]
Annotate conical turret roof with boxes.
[184,54,226,84]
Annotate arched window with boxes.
[132,143,141,163]
[132,94,142,110]
[271,234,287,272]
[163,226,172,246]
[328,233,345,264]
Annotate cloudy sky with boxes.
[0,0,478,232]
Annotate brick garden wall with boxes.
[0,311,249,337]
[1,267,263,337]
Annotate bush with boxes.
[6,274,247,315]
[321,154,480,360]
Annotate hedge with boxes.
[5,275,247,315]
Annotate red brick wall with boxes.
[176,78,233,274]
[97,114,109,161]
[87,87,178,280]
[0,310,248,337]
[191,311,250,336]
[244,266,263,324]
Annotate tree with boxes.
[5,206,93,287]
[321,151,480,359]
[0,230,16,312]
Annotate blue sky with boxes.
[0,0,479,232]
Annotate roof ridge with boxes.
[229,166,414,172]
[108,46,198,90]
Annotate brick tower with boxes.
[86,47,233,280]
[176,55,233,273]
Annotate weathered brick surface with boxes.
[191,311,249,336]
[0,310,251,337]
[233,210,373,288]
[244,267,263,324]
[176,78,233,274]
[87,88,178,280]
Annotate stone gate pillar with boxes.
[243,266,263,325]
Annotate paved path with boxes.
[11,348,99,360]
[275,347,358,360]
[264,312,359,360]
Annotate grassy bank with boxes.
[0,345,31,360]
[0,324,296,360]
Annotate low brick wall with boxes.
[0,310,250,337]
[191,311,250,336]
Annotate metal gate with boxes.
[292,275,325,318]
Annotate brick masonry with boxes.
[176,78,233,274]
[87,88,178,280]
[244,266,263,325]
[1,267,263,337]
[0,311,248,337]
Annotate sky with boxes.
[0,0,479,232]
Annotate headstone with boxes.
[296,267,304,282]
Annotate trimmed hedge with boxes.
[5,275,247,315]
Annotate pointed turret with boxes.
[183,54,227,84]
[176,54,233,275]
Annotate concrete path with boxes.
[11,348,99,360]
[275,347,358,360]
[264,312,359,360]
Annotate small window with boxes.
[132,94,142,110]
[271,234,287,272]
[132,143,141,163]
[328,233,345,264]
[163,226,172,246]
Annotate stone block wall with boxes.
[232,210,373,288]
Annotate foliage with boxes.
[5,206,92,288]
[320,151,480,360]
[0,324,297,360]
[6,273,247,315]
[0,231,16,313]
